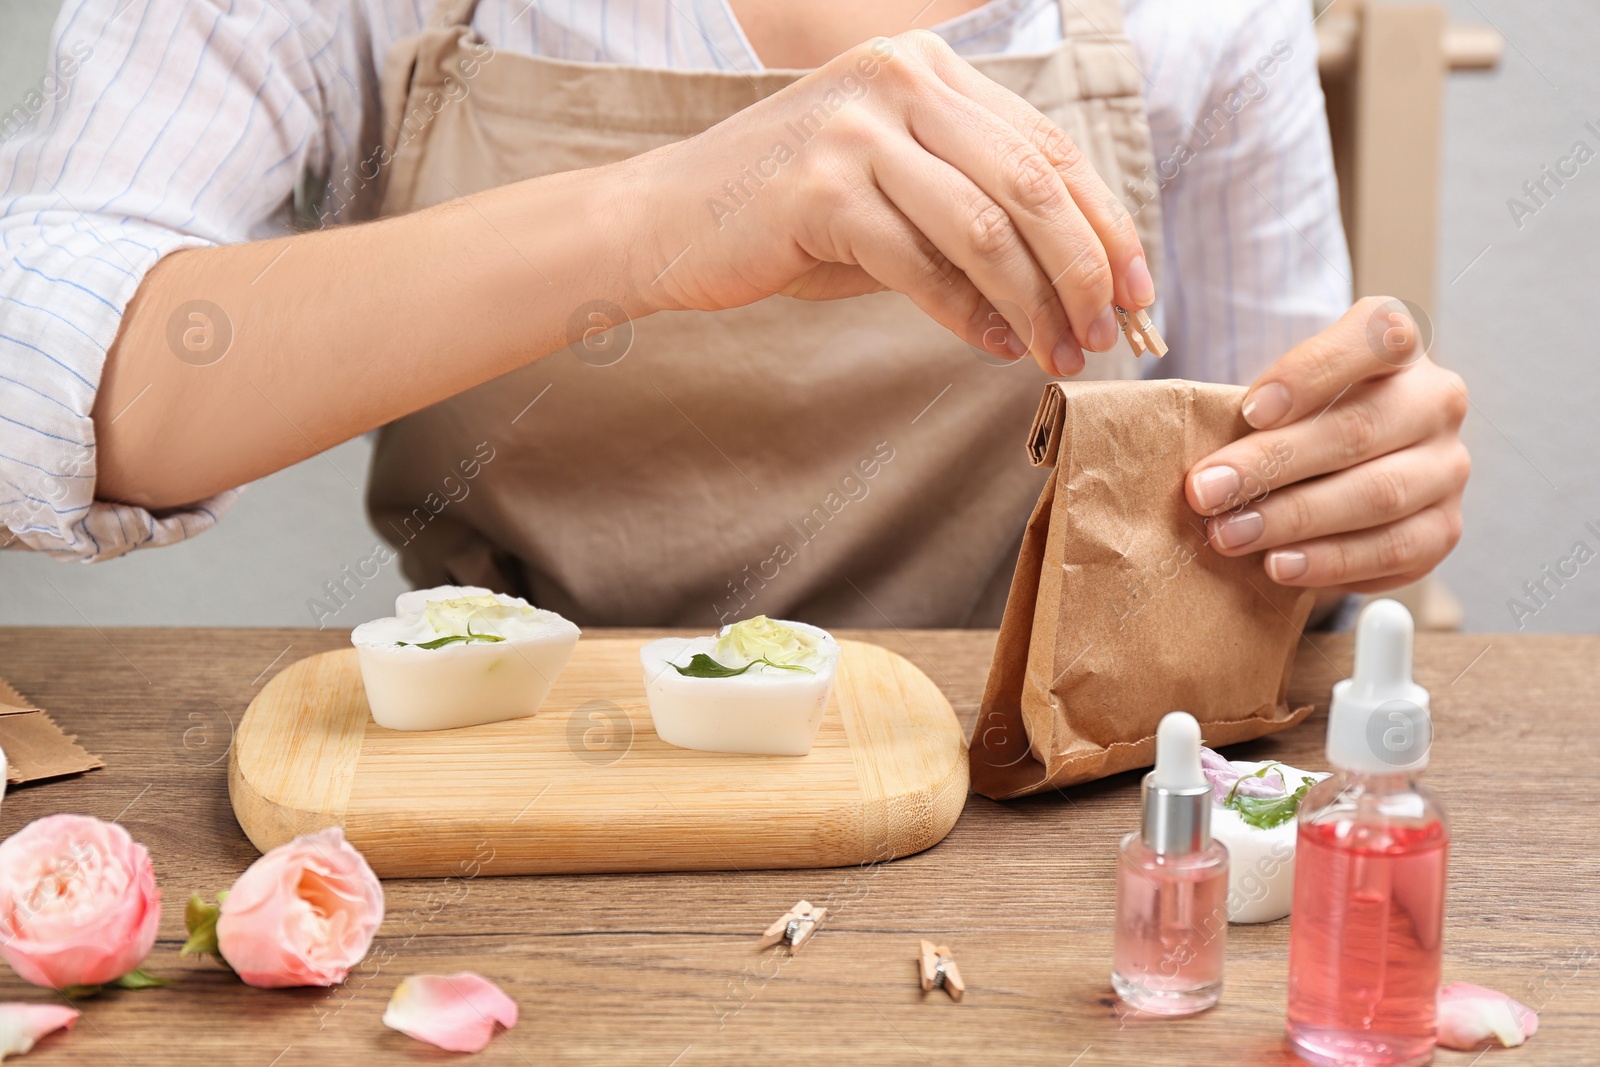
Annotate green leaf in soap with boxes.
[1228,776,1316,830]
[398,632,507,650]
[672,653,814,678]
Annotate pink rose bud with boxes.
[0,815,161,991]
[0,1003,79,1060]
[214,828,383,988]
[383,973,518,1052]
[1438,982,1540,1050]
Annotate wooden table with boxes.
[0,628,1594,1065]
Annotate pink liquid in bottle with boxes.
[1113,831,1230,1014]
[1286,775,1449,1067]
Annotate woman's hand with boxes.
[627,31,1154,377]
[1186,297,1471,593]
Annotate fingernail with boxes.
[1267,549,1308,582]
[1242,381,1292,429]
[1052,335,1084,376]
[1192,466,1242,512]
[1004,328,1028,359]
[1208,510,1264,550]
[1087,305,1118,352]
[1127,255,1155,307]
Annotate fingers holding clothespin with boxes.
[918,940,965,1002]
[759,900,826,954]
[1115,305,1168,359]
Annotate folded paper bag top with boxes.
[970,380,1315,800]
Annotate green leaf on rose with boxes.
[1227,776,1316,830]
[110,967,168,990]
[181,891,233,969]
[672,653,814,678]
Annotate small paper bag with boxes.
[0,675,103,786]
[970,380,1314,800]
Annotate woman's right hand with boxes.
[624,30,1155,377]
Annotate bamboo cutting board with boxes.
[229,638,969,877]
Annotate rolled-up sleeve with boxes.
[0,0,375,560]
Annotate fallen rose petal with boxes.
[0,1003,79,1060]
[383,973,518,1053]
[1438,982,1539,1050]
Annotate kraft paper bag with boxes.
[0,675,103,786]
[970,379,1315,800]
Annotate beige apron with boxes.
[368,0,1163,628]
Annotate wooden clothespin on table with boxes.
[1115,305,1168,358]
[919,940,965,1002]
[759,900,826,954]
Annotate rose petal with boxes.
[383,973,518,1053]
[0,1003,78,1060]
[1200,747,1239,803]
[1200,748,1297,802]
[1438,982,1539,1050]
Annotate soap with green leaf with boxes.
[640,616,839,756]
[1199,746,1330,924]
[351,585,580,732]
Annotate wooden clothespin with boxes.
[918,940,965,1002]
[759,900,826,953]
[1115,305,1168,358]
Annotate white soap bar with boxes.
[640,619,839,756]
[352,586,579,731]
[1213,759,1327,924]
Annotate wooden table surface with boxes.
[0,627,1594,1066]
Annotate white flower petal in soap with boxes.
[1201,747,1328,924]
[641,618,839,755]
[713,615,824,671]
[352,587,579,731]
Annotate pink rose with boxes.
[0,815,160,990]
[213,828,383,988]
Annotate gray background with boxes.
[1,0,1596,632]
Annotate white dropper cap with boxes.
[1326,598,1432,774]
[1142,711,1212,853]
[1154,711,1207,790]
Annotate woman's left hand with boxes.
[1186,297,1471,593]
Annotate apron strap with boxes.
[431,0,480,29]
[1057,0,1132,42]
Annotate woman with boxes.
[0,0,1467,627]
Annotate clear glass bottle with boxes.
[1112,711,1230,1015]
[1287,773,1448,1067]
[1287,599,1448,1067]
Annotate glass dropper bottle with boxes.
[1112,711,1231,1014]
[1287,599,1449,1066]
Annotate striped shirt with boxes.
[0,0,1350,561]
